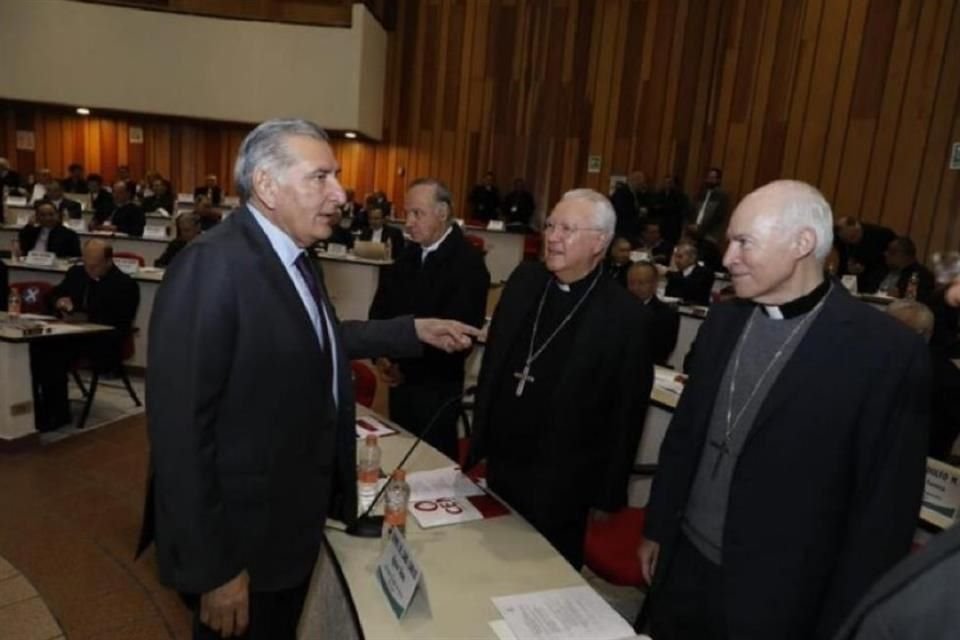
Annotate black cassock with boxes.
[469,261,654,567]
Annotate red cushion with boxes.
[584,507,647,586]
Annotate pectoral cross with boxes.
[513,364,535,397]
[709,438,730,479]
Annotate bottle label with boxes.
[385,506,407,527]
[358,468,379,484]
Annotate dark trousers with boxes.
[181,580,310,640]
[389,380,462,461]
[646,534,728,640]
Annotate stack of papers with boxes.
[491,586,639,640]
[653,367,685,395]
[355,416,396,439]
[406,466,508,529]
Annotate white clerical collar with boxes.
[421,225,453,261]
[683,264,695,277]
[763,305,785,320]
[556,282,571,292]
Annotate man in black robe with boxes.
[610,170,654,240]
[468,171,501,222]
[834,216,897,293]
[638,180,928,639]
[627,261,679,365]
[469,188,653,569]
[502,178,536,228]
[664,242,714,305]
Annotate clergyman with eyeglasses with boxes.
[466,188,655,568]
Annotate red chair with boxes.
[113,251,145,266]
[582,465,657,587]
[351,361,377,408]
[9,281,53,314]
[523,233,542,260]
[465,234,486,254]
[72,330,142,429]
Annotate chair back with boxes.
[464,234,486,253]
[9,281,53,314]
[351,361,377,408]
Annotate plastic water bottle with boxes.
[8,288,21,317]
[357,435,381,512]
[383,469,410,539]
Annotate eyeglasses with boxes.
[544,219,605,237]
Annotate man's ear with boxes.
[252,168,277,209]
[794,227,817,259]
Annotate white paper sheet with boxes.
[492,586,636,640]
[489,619,518,640]
[405,466,484,502]
[355,416,397,439]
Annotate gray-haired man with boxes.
[141,119,479,638]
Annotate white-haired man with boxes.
[468,188,654,568]
[637,180,929,639]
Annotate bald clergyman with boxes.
[637,180,929,639]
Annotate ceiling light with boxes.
[76,107,90,115]
[344,131,357,139]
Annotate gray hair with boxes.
[408,177,454,219]
[769,180,834,262]
[560,188,616,249]
[887,300,934,342]
[233,119,329,201]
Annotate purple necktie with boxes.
[294,252,335,387]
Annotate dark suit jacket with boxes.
[90,188,115,220]
[61,177,89,194]
[141,193,174,215]
[50,198,82,220]
[0,169,21,191]
[643,288,929,638]
[110,202,146,237]
[154,239,187,268]
[359,224,405,259]
[325,226,355,249]
[836,223,897,293]
[887,262,935,304]
[142,206,422,594]
[645,295,680,365]
[664,264,715,305]
[688,187,730,240]
[49,264,139,336]
[369,224,490,385]
[193,186,222,206]
[833,522,960,639]
[17,224,82,258]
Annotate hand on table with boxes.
[414,318,480,353]
[200,570,249,637]
[55,297,74,313]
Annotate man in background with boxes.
[664,243,714,306]
[194,174,222,206]
[688,167,729,243]
[834,216,897,293]
[358,204,404,258]
[468,171,501,222]
[18,200,81,258]
[627,261,679,365]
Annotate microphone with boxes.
[346,390,471,538]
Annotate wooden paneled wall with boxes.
[0,101,380,200]
[3,0,959,258]
[372,0,960,258]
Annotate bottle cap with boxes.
[392,468,406,481]
[365,434,378,445]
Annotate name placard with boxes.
[114,257,140,274]
[65,219,86,232]
[15,211,31,227]
[5,196,27,207]
[486,220,506,231]
[376,526,429,619]
[25,251,56,267]
[142,225,168,240]
[921,458,960,529]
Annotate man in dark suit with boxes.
[688,167,729,243]
[877,236,935,303]
[141,177,175,215]
[467,188,653,568]
[358,204,404,258]
[0,157,22,194]
[43,181,83,220]
[94,181,145,236]
[31,239,139,430]
[193,174,222,206]
[467,171,501,222]
[502,178,536,228]
[637,180,929,639]
[142,119,479,639]
[61,163,89,194]
[611,170,654,240]
[370,178,490,459]
[606,236,633,287]
[664,242,714,305]
[18,200,81,258]
[834,216,897,293]
[637,220,674,265]
[628,261,679,365]
[86,174,115,221]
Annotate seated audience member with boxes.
[680,223,724,272]
[468,171,501,222]
[87,174,114,220]
[835,216,897,293]
[28,168,54,203]
[135,170,159,201]
[370,190,392,218]
[627,261,679,364]
[341,188,364,227]
[31,240,139,430]
[44,181,82,219]
[324,206,355,249]
[606,236,633,286]
[192,196,222,231]
[637,220,673,265]
[115,165,137,196]
[0,157,23,194]
[359,205,404,258]
[502,178,536,228]
[877,236,935,302]
[61,163,89,194]
[192,174,221,206]
[141,177,175,214]
[664,242,714,305]
[155,214,201,268]
[887,299,960,461]
[652,175,689,246]
[93,182,145,236]
[18,200,81,258]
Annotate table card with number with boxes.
[487,220,506,231]
[142,225,168,240]
[114,257,140,274]
[25,251,56,267]
[376,525,430,619]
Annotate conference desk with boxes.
[301,406,631,640]
[4,259,161,369]
[0,225,170,265]
[3,205,176,236]
[0,313,112,442]
[310,249,392,321]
